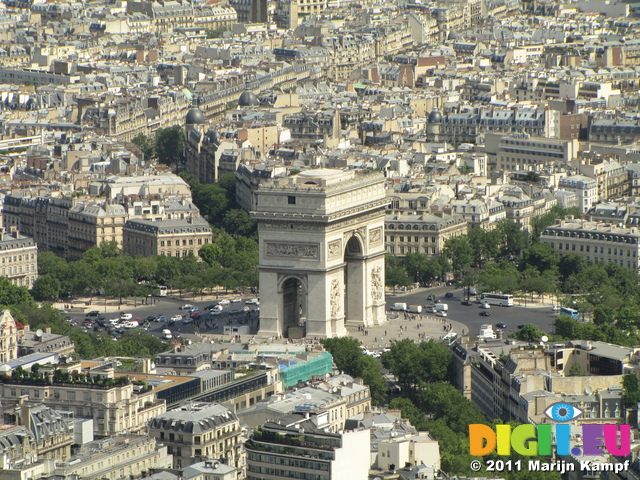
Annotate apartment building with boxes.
[0,309,18,364]
[18,325,74,357]
[451,339,632,424]
[0,367,166,438]
[0,228,37,288]
[246,420,370,480]
[540,218,640,271]
[557,175,599,213]
[148,403,244,473]
[384,211,467,256]
[123,216,212,258]
[68,202,127,260]
[50,435,171,480]
[485,134,578,173]
[4,402,73,461]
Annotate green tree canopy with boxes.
[155,125,185,165]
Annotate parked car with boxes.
[120,313,133,320]
[183,317,193,324]
[170,315,183,322]
[212,305,223,312]
[82,320,94,327]
[155,315,166,322]
[144,316,155,323]
[179,304,194,310]
[242,306,250,312]
[218,299,230,306]
[445,292,455,299]
[496,322,506,328]
[190,310,201,318]
[551,305,561,311]
[480,311,491,317]
[461,300,473,306]
[86,310,100,317]
[162,329,173,340]
[204,304,217,310]
[245,298,260,305]
[231,298,241,303]
[210,310,222,316]
[436,311,447,317]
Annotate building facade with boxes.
[148,403,244,473]
[384,211,467,256]
[540,218,640,271]
[0,228,37,288]
[123,217,212,258]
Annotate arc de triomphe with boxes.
[251,169,388,338]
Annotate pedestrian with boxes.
[385,330,387,336]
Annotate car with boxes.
[144,316,155,323]
[231,298,241,303]
[246,298,260,305]
[123,320,139,329]
[461,300,473,306]
[436,311,447,317]
[252,307,260,313]
[480,303,491,309]
[496,322,506,328]
[179,304,194,310]
[87,310,100,317]
[445,292,455,299]
[171,315,183,322]
[480,311,491,317]
[517,324,525,329]
[155,315,166,322]
[183,317,193,324]
[189,306,199,313]
[210,310,222,316]
[212,305,223,312]
[242,306,250,312]
[204,304,217,310]
[426,294,436,302]
[551,305,561,312]
[218,299,230,306]
[120,313,133,320]
[168,320,176,327]
[82,320,94,327]
[190,310,201,318]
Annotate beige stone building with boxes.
[68,202,127,260]
[384,211,467,256]
[148,403,244,473]
[123,216,212,258]
[0,309,18,365]
[540,218,640,271]
[0,362,166,438]
[0,228,38,288]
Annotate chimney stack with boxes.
[10,226,18,238]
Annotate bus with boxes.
[480,293,514,307]
[156,285,168,297]
[560,307,579,319]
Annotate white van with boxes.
[408,305,422,313]
[391,303,407,311]
[435,303,449,311]
[161,329,173,340]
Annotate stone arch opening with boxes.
[344,235,365,325]
[280,276,307,338]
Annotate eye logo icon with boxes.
[545,403,583,422]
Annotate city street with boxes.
[67,285,561,347]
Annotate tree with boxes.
[192,183,230,224]
[568,364,587,376]
[320,337,387,404]
[155,125,185,165]
[0,277,36,307]
[131,133,154,160]
[495,219,529,258]
[31,275,61,301]
[385,265,411,289]
[223,209,256,237]
[623,374,640,408]
[443,236,474,274]
[512,324,543,342]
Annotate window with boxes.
[288,196,296,205]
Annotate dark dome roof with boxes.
[428,109,442,123]
[185,107,205,125]
[238,90,259,107]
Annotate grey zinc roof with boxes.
[148,403,236,434]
